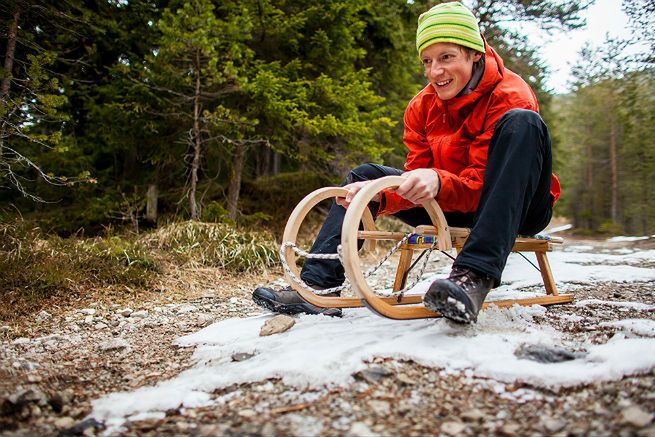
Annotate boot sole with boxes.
[423,282,475,324]
[252,293,342,318]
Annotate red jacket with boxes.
[379,44,561,215]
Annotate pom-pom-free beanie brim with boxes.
[416,2,485,55]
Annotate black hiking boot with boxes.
[252,286,343,317]
[423,267,494,323]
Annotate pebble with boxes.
[120,308,133,317]
[622,406,654,428]
[196,314,214,327]
[232,352,255,362]
[514,343,586,363]
[350,422,379,437]
[441,421,467,435]
[238,409,257,418]
[356,367,393,384]
[500,423,521,436]
[260,315,295,336]
[541,416,566,433]
[368,400,390,416]
[131,310,149,319]
[396,373,416,385]
[54,416,76,429]
[36,310,52,322]
[94,322,108,330]
[462,408,486,422]
[79,308,96,315]
[99,338,130,352]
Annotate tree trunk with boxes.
[609,114,618,225]
[1,9,19,105]
[189,50,202,220]
[146,184,158,224]
[0,8,19,153]
[272,149,280,175]
[227,141,246,221]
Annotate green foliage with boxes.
[201,201,236,226]
[554,32,655,234]
[240,171,336,225]
[144,221,278,272]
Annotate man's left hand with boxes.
[395,168,441,205]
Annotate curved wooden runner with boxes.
[281,184,424,308]
[341,176,452,319]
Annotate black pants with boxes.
[300,109,553,288]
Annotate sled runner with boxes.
[280,176,573,320]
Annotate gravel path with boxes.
[1,238,654,436]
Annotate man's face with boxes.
[420,42,482,101]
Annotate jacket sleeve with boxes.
[377,100,435,215]
[379,94,538,215]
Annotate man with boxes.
[253,1,560,323]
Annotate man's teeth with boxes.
[437,80,452,86]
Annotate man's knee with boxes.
[344,163,383,184]
[499,108,545,129]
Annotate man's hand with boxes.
[395,168,441,205]
[336,181,380,209]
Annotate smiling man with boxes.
[253,1,560,324]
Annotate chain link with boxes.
[279,234,438,297]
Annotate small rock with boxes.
[99,338,130,352]
[396,373,416,385]
[499,423,520,436]
[514,343,587,363]
[441,421,467,435]
[622,406,654,428]
[80,308,96,315]
[54,416,75,429]
[94,322,108,330]
[196,314,213,327]
[232,352,255,362]
[131,310,149,319]
[349,422,379,437]
[83,316,93,324]
[355,367,393,384]
[260,422,276,437]
[12,337,30,345]
[36,310,52,322]
[541,416,566,433]
[238,409,257,418]
[120,308,133,317]
[368,400,390,416]
[48,393,64,413]
[462,408,486,422]
[64,418,103,435]
[260,315,295,336]
[1,325,11,333]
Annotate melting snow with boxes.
[89,243,655,432]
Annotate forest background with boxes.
[0,0,654,320]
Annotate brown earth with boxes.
[1,236,654,436]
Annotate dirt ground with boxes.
[1,236,654,436]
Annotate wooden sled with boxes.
[281,175,573,320]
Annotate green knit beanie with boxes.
[416,2,485,55]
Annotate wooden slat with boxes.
[393,248,414,291]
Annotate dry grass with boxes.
[0,220,279,326]
[142,221,278,273]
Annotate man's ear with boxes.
[473,52,483,62]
